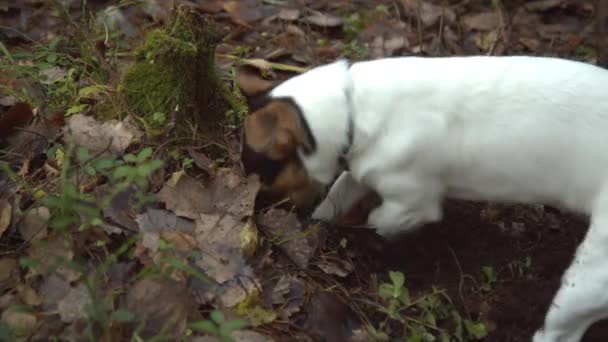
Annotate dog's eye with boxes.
[241,143,288,185]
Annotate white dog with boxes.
[241,56,608,342]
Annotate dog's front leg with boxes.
[367,176,443,238]
[312,171,370,222]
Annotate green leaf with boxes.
[136,147,153,163]
[378,283,394,300]
[464,320,488,339]
[123,154,138,163]
[210,310,225,324]
[221,319,250,332]
[113,165,133,179]
[46,53,58,64]
[76,147,90,162]
[65,104,87,116]
[111,309,135,322]
[77,85,109,100]
[190,320,219,335]
[389,271,405,289]
[93,159,115,170]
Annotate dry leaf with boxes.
[0,258,18,292]
[158,175,212,220]
[256,208,323,269]
[304,292,362,342]
[0,199,11,237]
[317,257,354,278]
[17,284,42,307]
[525,0,565,11]
[135,208,196,233]
[1,307,37,336]
[462,12,500,31]
[57,284,89,323]
[223,0,264,26]
[39,275,71,312]
[278,8,300,21]
[400,0,456,27]
[126,277,198,339]
[26,235,80,282]
[97,185,139,233]
[64,114,143,156]
[19,206,50,241]
[187,148,215,174]
[304,12,343,27]
[270,275,305,319]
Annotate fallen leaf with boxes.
[525,0,565,12]
[232,330,276,342]
[0,199,11,237]
[16,284,42,307]
[215,275,260,308]
[135,208,196,233]
[39,66,67,85]
[223,0,264,26]
[39,275,71,312]
[19,206,50,242]
[57,284,89,323]
[256,208,324,269]
[96,185,139,233]
[63,114,143,156]
[304,12,343,27]
[304,292,363,342]
[26,235,80,282]
[235,65,277,96]
[278,8,300,21]
[126,277,198,339]
[400,0,456,27]
[187,148,215,174]
[270,275,305,319]
[0,102,33,141]
[1,306,37,337]
[0,258,18,292]
[158,175,212,220]
[316,257,354,278]
[462,12,500,31]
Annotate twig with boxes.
[447,244,470,316]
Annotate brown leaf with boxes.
[223,0,264,26]
[187,148,216,174]
[159,231,198,252]
[400,0,455,27]
[135,208,196,233]
[39,275,71,312]
[63,114,143,156]
[126,277,198,339]
[158,175,212,220]
[316,257,354,278]
[57,284,89,323]
[1,306,37,337]
[0,102,33,141]
[278,8,300,21]
[304,12,343,27]
[0,199,11,237]
[26,235,80,282]
[256,208,324,269]
[525,0,565,12]
[235,65,277,97]
[0,257,18,292]
[19,206,50,242]
[304,292,363,342]
[462,12,500,31]
[270,275,305,319]
[17,284,42,307]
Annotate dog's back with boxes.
[347,56,608,213]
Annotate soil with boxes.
[336,198,608,341]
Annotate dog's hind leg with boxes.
[533,186,608,342]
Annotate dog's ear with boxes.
[236,65,280,111]
[244,99,313,159]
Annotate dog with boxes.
[240,56,608,342]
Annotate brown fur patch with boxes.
[243,98,319,209]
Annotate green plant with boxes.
[190,310,250,342]
[366,271,488,341]
[480,266,497,292]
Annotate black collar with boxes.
[337,64,354,172]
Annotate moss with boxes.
[119,5,247,136]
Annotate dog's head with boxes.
[238,69,324,210]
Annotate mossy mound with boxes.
[119,5,246,136]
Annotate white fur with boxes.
[268,56,608,341]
